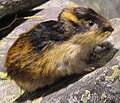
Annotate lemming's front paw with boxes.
[83,66,96,73]
[89,42,113,64]
[98,41,113,50]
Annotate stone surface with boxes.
[71,0,120,19]
[0,0,49,19]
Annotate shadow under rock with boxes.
[15,74,82,103]
[14,42,118,103]
[0,9,42,40]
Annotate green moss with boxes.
[101,92,107,103]
[81,90,91,103]
[6,30,19,39]
[105,65,120,81]
[0,72,11,80]
[0,40,7,48]
[87,70,96,77]
[0,54,4,58]
[103,67,109,73]
[116,56,120,61]
[0,72,7,80]
[32,97,43,103]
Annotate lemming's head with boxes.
[59,6,114,43]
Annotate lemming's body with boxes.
[5,6,114,92]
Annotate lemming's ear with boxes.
[58,4,79,22]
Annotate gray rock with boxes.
[71,0,120,19]
[0,0,49,19]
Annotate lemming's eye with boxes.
[88,21,94,26]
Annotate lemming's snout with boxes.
[102,26,114,32]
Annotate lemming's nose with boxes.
[102,26,114,32]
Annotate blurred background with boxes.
[71,0,120,19]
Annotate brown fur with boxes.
[5,6,114,92]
